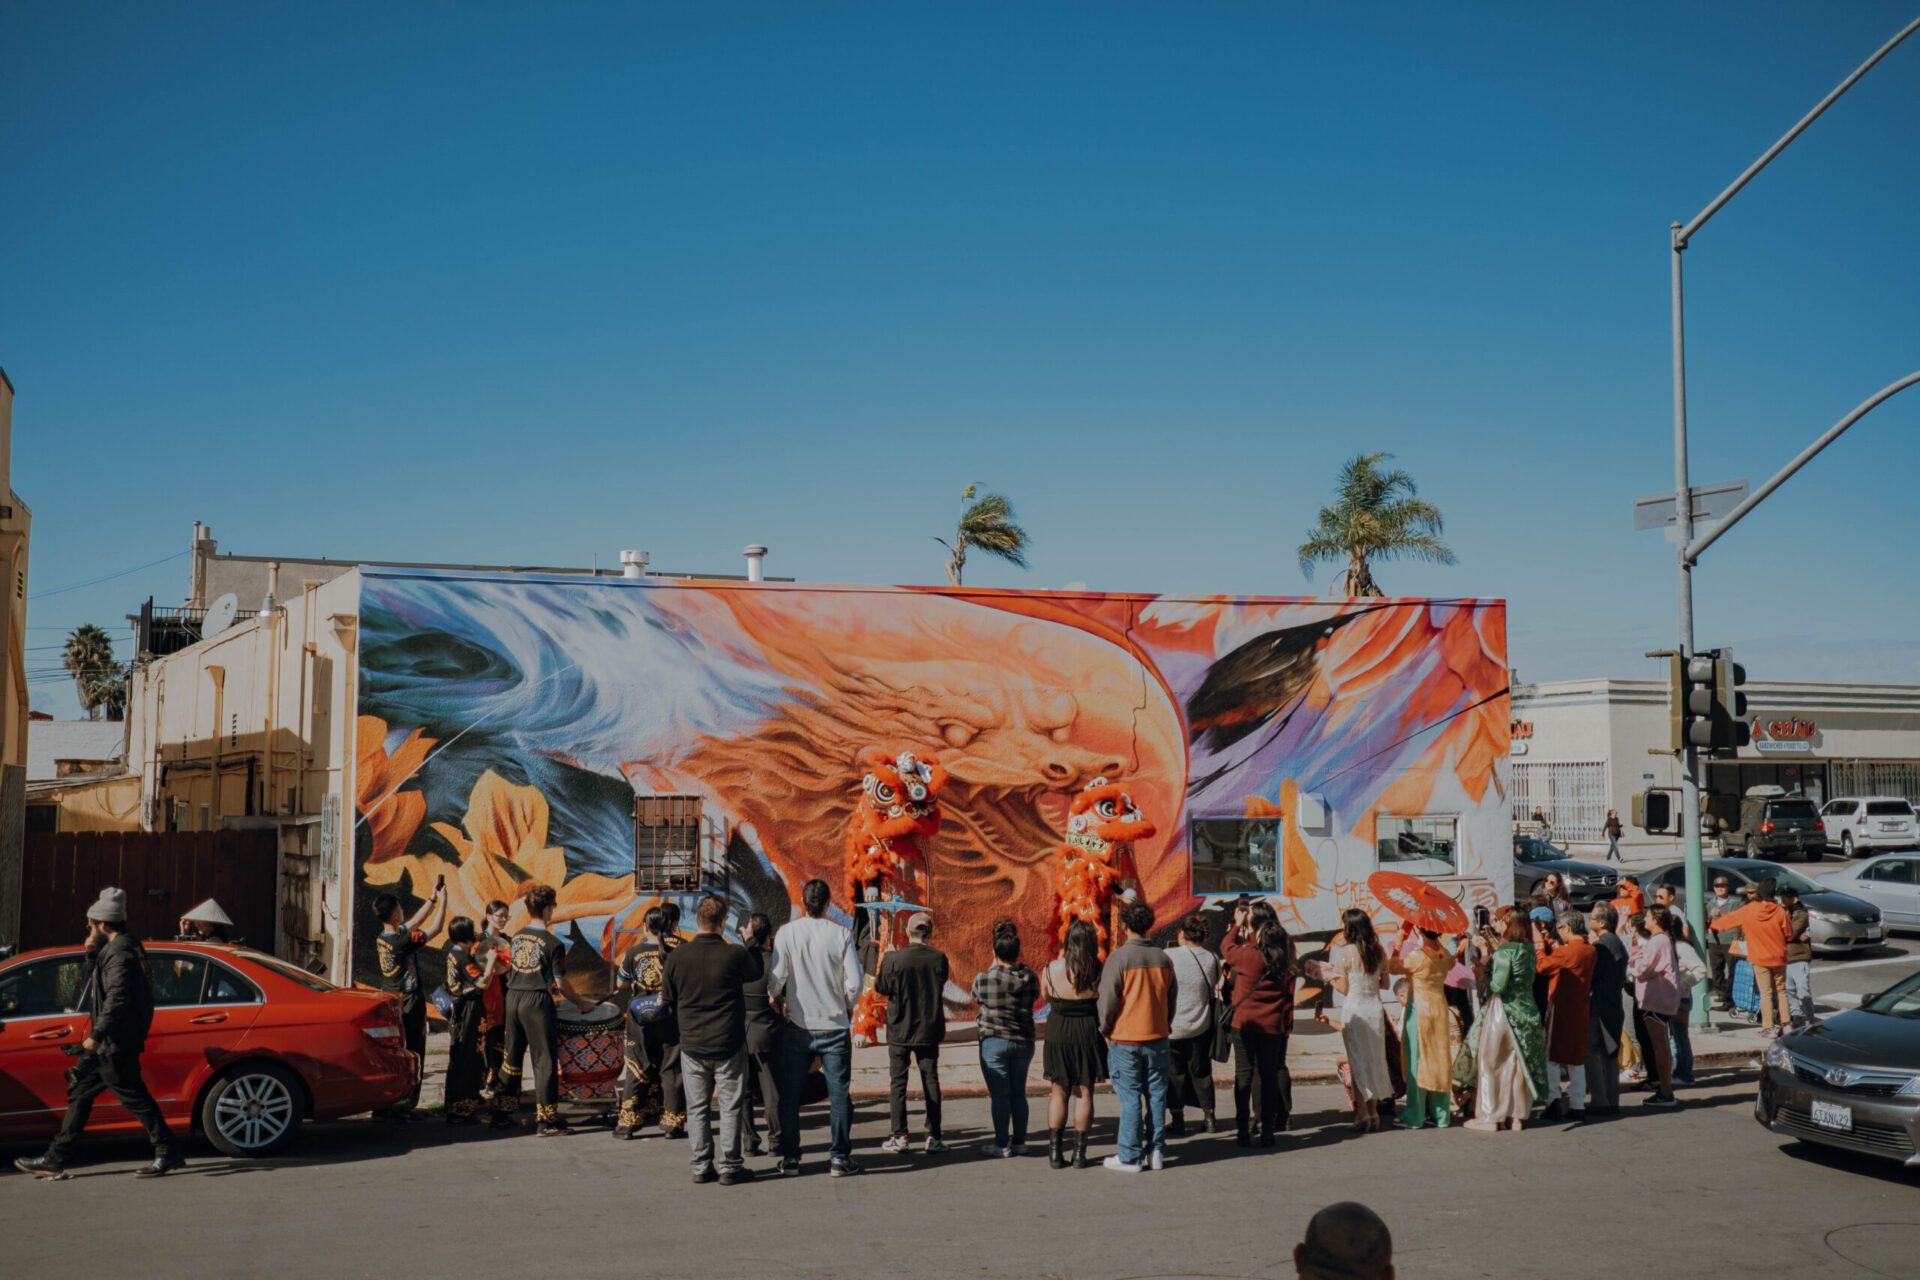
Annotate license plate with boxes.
[1867,928,1883,939]
[1811,1100,1852,1132]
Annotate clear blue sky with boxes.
[7,2,1918,718]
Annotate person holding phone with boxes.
[370,878,447,1119]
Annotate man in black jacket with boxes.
[875,912,949,1155]
[663,895,756,1185]
[16,889,182,1179]
[1584,903,1630,1118]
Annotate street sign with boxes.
[1632,479,1749,531]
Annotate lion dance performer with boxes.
[846,748,947,1046]
[1053,777,1157,957]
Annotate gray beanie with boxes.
[86,887,128,924]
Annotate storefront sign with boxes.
[1755,738,1812,753]
[1511,720,1533,740]
[1753,717,1817,741]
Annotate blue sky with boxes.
[7,2,1918,718]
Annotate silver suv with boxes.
[1821,796,1919,857]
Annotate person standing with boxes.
[493,882,598,1135]
[1166,912,1222,1138]
[1534,911,1596,1122]
[1386,924,1452,1129]
[1709,879,1794,1038]
[1533,808,1553,841]
[663,895,757,1185]
[442,916,500,1126]
[1221,901,1296,1145]
[1628,906,1682,1109]
[1584,903,1629,1118]
[1462,910,1548,1132]
[1779,887,1815,1031]
[1042,918,1108,1169]
[1703,875,1742,1010]
[371,884,447,1119]
[876,911,949,1155]
[479,899,513,1098]
[1098,901,1177,1172]
[1652,884,1699,1083]
[736,912,783,1158]
[1603,809,1624,862]
[769,878,865,1177]
[15,889,182,1179]
[971,920,1040,1157]
[611,907,684,1140]
[1323,909,1393,1133]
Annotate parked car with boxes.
[1821,797,1920,857]
[1820,855,1920,932]
[1640,858,1882,954]
[0,942,416,1157]
[1735,787,1829,861]
[1512,835,1619,908]
[1755,967,1920,1168]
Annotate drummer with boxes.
[611,905,685,1141]
[492,882,598,1136]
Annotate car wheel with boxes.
[1841,832,1854,857]
[201,1061,304,1157]
[1805,845,1823,862]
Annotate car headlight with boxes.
[1807,910,1840,923]
[1566,876,1588,888]
[1899,1075,1920,1098]
[1763,1041,1792,1071]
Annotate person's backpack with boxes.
[1674,939,1709,991]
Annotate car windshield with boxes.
[1513,838,1568,865]
[241,951,335,992]
[1860,972,1920,1020]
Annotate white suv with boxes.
[1821,796,1919,856]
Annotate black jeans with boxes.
[48,1047,173,1162]
[887,1043,942,1138]
[1707,945,1734,1004]
[1233,1026,1288,1136]
[444,999,487,1117]
[396,991,427,1110]
[739,1040,783,1152]
[498,989,559,1121]
[1167,1033,1216,1116]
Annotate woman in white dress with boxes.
[1324,908,1393,1132]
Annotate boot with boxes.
[1204,1108,1219,1134]
[1047,1128,1066,1170]
[1071,1132,1090,1169]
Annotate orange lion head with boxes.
[855,748,947,843]
[1065,777,1156,852]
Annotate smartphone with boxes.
[1474,906,1491,929]
[435,874,446,891]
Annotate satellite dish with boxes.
[202,593,239,638]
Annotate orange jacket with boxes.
[1710,900,1792,967]
[1611,882,1645,919]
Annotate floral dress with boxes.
[1466,941,1548,1127]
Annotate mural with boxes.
[351,569,1510,991]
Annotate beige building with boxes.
[0,370,32,950]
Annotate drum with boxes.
[555,1002,625,1103]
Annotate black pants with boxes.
[48,1047,173,1162]
[396,992,427,1111]
[497,989,559,1122]
[1233,1026,1287,1137]
[1707,945,1734,1004]
[1168,1033,1216,1116]
[887,1043,942,1139]
[740,1040,783,1152]
[444,1000,487,1118]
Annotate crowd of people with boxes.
[17,862,1799,1186]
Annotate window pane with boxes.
[0,957,87,1018]
[1378,817,1458,876]
[1189,817,1279,894]
[1866,801,1914,817]
[203,963,261,1004]
[150,954,209,1007]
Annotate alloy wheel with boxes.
[212,1071,296,1151]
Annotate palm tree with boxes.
[83,662,129,721]
[63,624,118,720]
[1297,452,1455,597]
[935,484,1032,587]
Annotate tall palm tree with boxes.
[63,624,118,720]
[934,484,1032,587]
[83,663,129,721]
[1297,452,1455,597]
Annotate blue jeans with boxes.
[1670,1004,1694,1082]
[1109,1039,1170,1164]
[778,1027,852,1163]
[978,1036,1035,1147]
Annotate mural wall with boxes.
[351,569,1509,989]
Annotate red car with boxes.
[0,941,417,1157]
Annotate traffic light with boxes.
[1633,790,1673,833]
[1712,649,1751,756]
[1668,647,1750,755]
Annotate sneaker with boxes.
[1643,1095,1679,1109]
[881,1135,910,1155]
[662,1126,687,1140]
[980,1143,1008,1158]
[611,1126,634,1141]
[829,1158,864,1178]
[718,1167,756,1186]
[1258,1132,1276,1148]
[777,1156,802,1176]
[923,1136,947,1154]
[536,1122,569,1138]
[1007,1142,1026,1157]
[1148,1148,1165,1171]
[1102,1155,1142,1173]
[692,1168,718,1184]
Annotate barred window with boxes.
[1511,761,1608,844]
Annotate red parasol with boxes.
[1366,870,1469,935]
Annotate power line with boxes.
[29,550,187,601]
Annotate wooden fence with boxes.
[20,829,278,952]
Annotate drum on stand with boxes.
[556,1001,625,1106]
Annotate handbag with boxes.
[628,992,666,1025]
[1209,955,1254,1064]
[1674,940,1708,991]
[429,986,456,1019]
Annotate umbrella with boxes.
[1365,871,1469,935]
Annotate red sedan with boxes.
[0,941,417,1157]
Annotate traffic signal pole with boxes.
[1666,14,1920,1029]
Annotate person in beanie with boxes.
[16,889,182,1179]
[875,911,949,1155]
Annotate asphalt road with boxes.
[5,1062,1917,1280]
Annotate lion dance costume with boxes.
[1053,777,1157,957]
[846,748,947,1046]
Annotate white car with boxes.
[1818,854,1920,931]
[1820,796,1919,857]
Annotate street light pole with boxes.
[1668,14,1919,1028]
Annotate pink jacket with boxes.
[1629,932,1680,1017]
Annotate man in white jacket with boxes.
[769,878,865,1177]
